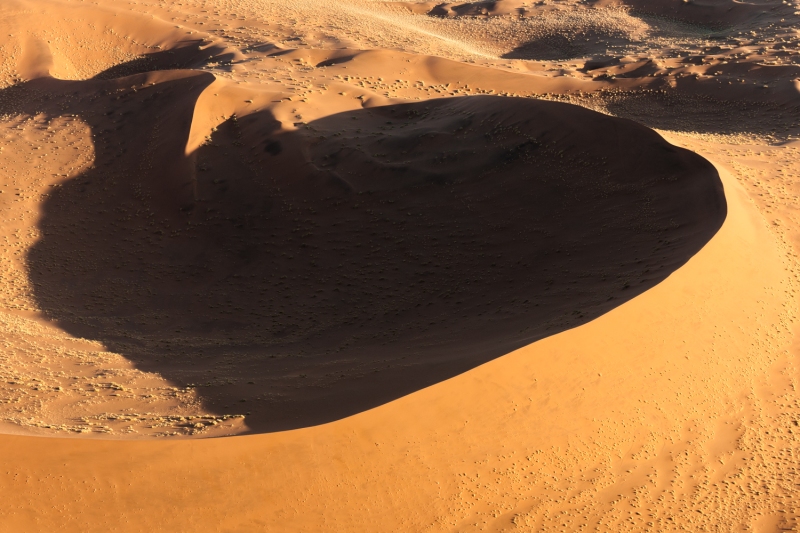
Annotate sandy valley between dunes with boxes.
[0,0,799,531]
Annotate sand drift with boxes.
[6,65,727,431]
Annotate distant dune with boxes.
[596,0,781,27]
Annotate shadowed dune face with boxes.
[14,71,726,432]
[594,0,785,28]
[501,29,632,60]
[92,44,239,81]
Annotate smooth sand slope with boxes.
[0,0,799,530]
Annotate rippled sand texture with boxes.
[0,0,799,531]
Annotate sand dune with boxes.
[599,0,787,27]
[0,0,799,530]
[0,161,794,531]
[14,69,725,431]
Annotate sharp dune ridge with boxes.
[0,0,798,531]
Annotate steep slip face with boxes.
[593,0,784,27]
[14,68,727,432]
[0,137,793,532]
[0,0,240,87]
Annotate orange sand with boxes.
[0,0,799,531]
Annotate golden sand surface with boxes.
[0,0,799,530]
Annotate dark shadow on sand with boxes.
[1,60,726,432]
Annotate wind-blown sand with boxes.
[0,0,799,530]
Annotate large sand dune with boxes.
[593,0,780,26]
[0,0,799,530]
[18,71,725,430]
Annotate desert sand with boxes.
[0,0,798,530]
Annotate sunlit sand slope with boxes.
[0,166,795,531]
